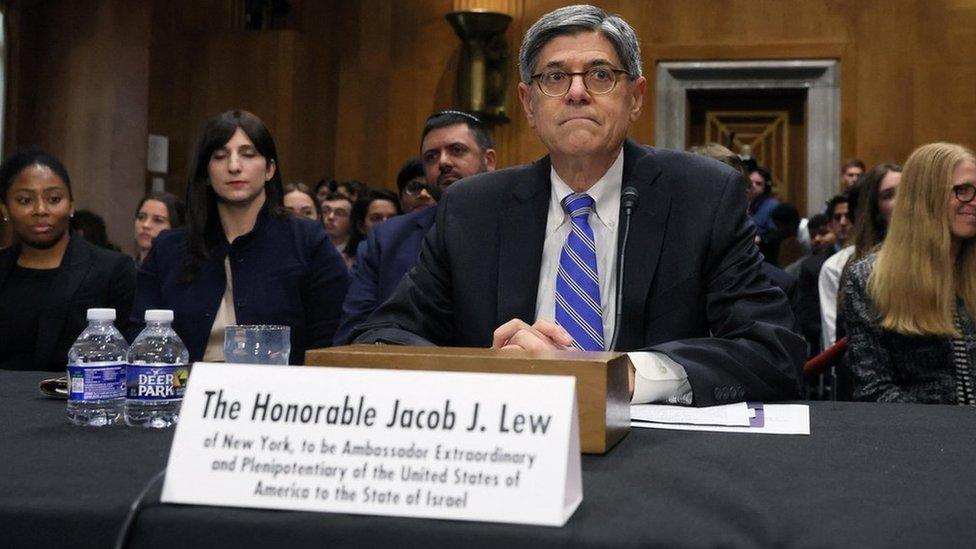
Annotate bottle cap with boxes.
[87,308,116,321]
[145,309,174,322]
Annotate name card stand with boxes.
[306,345,630,454]
[162,363,583,526]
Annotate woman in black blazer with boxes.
[0,150,135,371]
[844,142,976,404]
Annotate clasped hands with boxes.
[491,318,635,397]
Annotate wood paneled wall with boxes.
[147,0,342,196]
[7,0,976,242]
[5,0,150,250]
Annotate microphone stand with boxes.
[608,187,639,351]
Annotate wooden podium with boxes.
[305,345,631,454]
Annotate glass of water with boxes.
[223,325,291,365]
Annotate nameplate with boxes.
[161,363,582,527]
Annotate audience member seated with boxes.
[346,189,400,264]
[772,202,805,267]
[747,165,781,264]
[396,158,432,213]
[822,163,901,347]
[844,143,976,404]
[0,150,135,371]
[130,110,349,364]
[322,191,355,267]
[796,195,849,355]
[687,143,799,320]
[785,212,833,277]
[817,186,861,351]
[332,179,367,204]
[333,110,496,345]
[134,191,185,265]
[282,182,320,221]
[841,157,865,194]
[809,213,837,252]
[313,178,331,208]
[71,209,120,251]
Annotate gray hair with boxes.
[518,4,642,84]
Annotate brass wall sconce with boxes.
[446,10,512,124]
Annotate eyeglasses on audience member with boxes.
[530,66,631,97]
[403,180,436,196]
[952,183,976,203]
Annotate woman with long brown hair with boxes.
[843,143,976,404]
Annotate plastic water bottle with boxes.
[66,308,128,426]
[125,309,190,428]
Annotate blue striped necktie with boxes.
[556,193,604,351]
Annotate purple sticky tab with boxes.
[747,402,765,428]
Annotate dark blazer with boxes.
[0,236,136,371]
[334,207,436,345]
[351,141,806,405]
[762,261,800,327]
[131,213,349,364]
[843,253,966,403]
[796,251,832,355]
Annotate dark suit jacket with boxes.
[762,261,799,326]
[131,213,349,364]
[796,251,832,355]
[334,207,436,345]
[351,141,806,405]
[0,236,136,371]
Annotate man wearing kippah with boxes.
[352,5,804,406]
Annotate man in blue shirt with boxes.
[333,111,496,345]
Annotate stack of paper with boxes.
[631,402,810,435]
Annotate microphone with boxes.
[609,186,639,351]
[621,186,639,215]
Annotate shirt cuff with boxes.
[629,351,693,405]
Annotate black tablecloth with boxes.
[2,370,975,548]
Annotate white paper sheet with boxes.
[630,401,753,426]
[631,404,810,435]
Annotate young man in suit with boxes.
[351,4,805,406]
[333,111,496,345]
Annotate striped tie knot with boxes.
[563,193,594,219]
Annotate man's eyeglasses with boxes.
[530,67,631,97]
[952,183,976,203]
[404,180,435,196]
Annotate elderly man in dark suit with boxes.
[351,4,805,406]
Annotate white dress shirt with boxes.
[819,245,855,349]
[534,150,693,405]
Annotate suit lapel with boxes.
[616,141,671,351]
[35,236,93,364]
[497,159,551,325]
